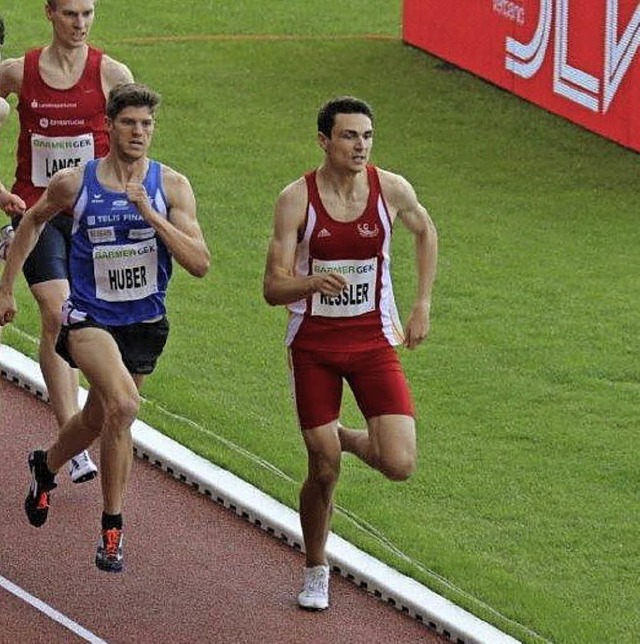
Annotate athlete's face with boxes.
[319,113,373,174]
[108,106,155,161]
[47,0,96,48]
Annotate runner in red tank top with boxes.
[0,1,133,485]
[14,45,109,208]
[264,96,438,610]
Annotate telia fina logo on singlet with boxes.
[501,0,640,113]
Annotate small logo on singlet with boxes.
[357,223,379,238]
[317,228,332,239]
[39,118,49,129]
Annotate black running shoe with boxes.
[0,17,5,47]
[24,450,57,527]
[95,528,124,573]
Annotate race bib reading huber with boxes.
[311,258,377,318]
[93,240,158,302]
[31,133,95,187]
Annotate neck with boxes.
[317,163,365,197]
[102,153,149,190]
[43,42,88,72]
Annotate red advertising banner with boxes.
[402,1,640,152]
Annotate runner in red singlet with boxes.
[263,96,438,611]
[0,1,133,483]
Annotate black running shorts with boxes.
[56,316,170,375]
[12,214,72,286]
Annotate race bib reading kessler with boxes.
[93,240,158,302]
[311,258,377,318]
[31,133,95,187]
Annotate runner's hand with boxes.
[312,273,348,296]
[0,290,17,326]
[404,303,430,349]
[0,191,26,217]
[126,182,152,215]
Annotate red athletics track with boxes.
[0,375,447,643]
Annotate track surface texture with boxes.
[0,377,447,643]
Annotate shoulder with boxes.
[0,56,25,95]
[100,55,134,90]
[374,167,430,229]
[375,167,413,196]
[158,163,194,205]
[375,166,419,208]
[277,176,307,210]
[47,166,84,205]
[159,163,190,189]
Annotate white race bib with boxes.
[31,133,95,187]
[311,258,377,318]
[93,240,158,302]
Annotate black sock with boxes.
[102,513,123,531]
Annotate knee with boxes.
[309,462,340,489]
[379,452,416,482]
[40,306,63,338]
[103,389,140,433]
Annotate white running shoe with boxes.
[297,564,330,610]
[68,450,98,484]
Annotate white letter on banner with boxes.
[553,0,599,111]
[506,0,552,77]
[603,0,640,112]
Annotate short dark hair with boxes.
[47,0,98,8]
[317,96,374,137]
[106,83,161,120]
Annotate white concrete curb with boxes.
[0,344,520,644]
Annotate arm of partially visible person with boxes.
[0,168,79,325]
[0,58,27,216]
[126,167,210,278]
[263,179,347,306]
[381,170,438,350]
[0,181,26,216]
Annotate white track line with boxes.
[0,344,521,644]
[0,574,106,644]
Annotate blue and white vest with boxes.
[67,159,172,326]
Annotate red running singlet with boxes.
[13,46,109,208]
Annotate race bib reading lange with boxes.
[31,133,95,187]
[93,240,159,302]
[311,258,377,318]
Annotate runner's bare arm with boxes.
[125,167,210,278]
[0,56,24,98]
[0,98,26,213]
[0,168,80,299]
[380,170,438,349]
[263,179,347,306]
[0,58,27,216]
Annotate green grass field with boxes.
[1,2,639,642]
